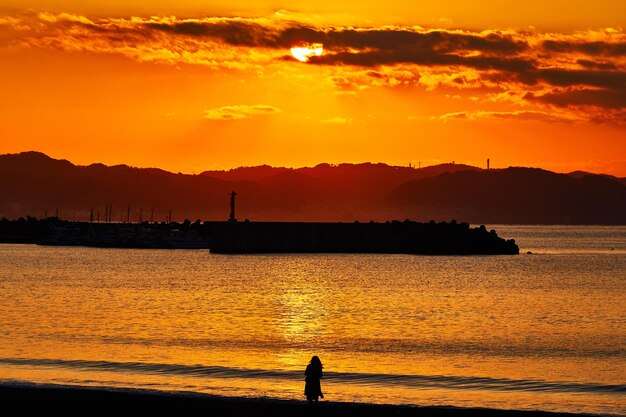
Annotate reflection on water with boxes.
[275,265,328,369]
[277,268,326,341]
[0,226,624,415]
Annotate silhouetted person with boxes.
[304,356,324,403]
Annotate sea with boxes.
[0,225,624,415]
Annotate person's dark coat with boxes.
[304,363,323,400]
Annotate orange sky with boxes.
[0,1,625,175]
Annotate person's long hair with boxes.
[309,355,323,370]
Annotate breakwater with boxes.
[208,220,518,254]
[0,218,518,254]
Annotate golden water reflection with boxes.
[0,227,625,415]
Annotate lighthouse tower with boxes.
[229,191,237,222]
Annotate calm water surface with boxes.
[0,226,624,415]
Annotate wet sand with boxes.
[0,383,599,417]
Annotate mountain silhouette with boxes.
[1,152,624,224]
[389,168,626,224]
[568,170,626,187]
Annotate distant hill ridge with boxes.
[1,151,624,224]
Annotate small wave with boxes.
[1,357,624,395]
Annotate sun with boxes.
[290,43,324,63]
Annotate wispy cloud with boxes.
[436,110,582,123]
[203,105,281,120]
[321,117,351,124]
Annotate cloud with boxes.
[576,59,617,70]
[145,19,279,47]
[542,39,626,57]
[526,89,626,116]
[436,110,581,123]
[1,11,625,116]
[528,68,626,90]
[277,26,527,54]
[0,16,22,26]
[203,105,281,120]
[321,117,351,124]
[437,111,470,121]
[36,12,94,25]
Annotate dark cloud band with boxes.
[4,12,625,112]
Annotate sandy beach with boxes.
[0,383,602,417]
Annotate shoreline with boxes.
[0,382,605,417]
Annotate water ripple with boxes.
[1,357,623,395]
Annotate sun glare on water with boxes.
[290,44,324,62]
